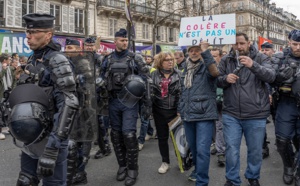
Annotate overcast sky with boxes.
[270,0,300,20]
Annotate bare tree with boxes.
[147,0,186,55]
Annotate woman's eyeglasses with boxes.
[164,58,174,62]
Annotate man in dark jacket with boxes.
[178,41,219,186]
[217,32,276,186]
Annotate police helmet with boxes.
[8,84,50,145]
[10,103,50,145]
[118,75,146,108]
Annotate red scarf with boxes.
[161,77,171,98]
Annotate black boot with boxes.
[295,168,300,186]
[72,171,87,185]
[67,140,78,186]
[111,129,127,181]
[124,132,139,186]
[276,137,294,185]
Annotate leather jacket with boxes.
[151,69,181,110]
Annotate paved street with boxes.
[0,121,285,186]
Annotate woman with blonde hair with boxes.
[151,52,182,174]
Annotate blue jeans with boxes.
[184,120,214,186]
[222,114,266,186]
[138,115,153,144]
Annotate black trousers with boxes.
[152,105,177,164]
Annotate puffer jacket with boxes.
[217,46,276,119]
[151,68,181,110]
[178,50,218,121]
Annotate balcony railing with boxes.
[97,0,181,21]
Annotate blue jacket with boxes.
[178,50,218,122]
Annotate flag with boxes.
[124,0,136,40]
[124,0,133,23]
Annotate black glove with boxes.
[276,66,293,82]
[141,104,152,120]
[37,147,59,177]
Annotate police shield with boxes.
[66,51,98,142]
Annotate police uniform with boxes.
[84,37,112,160]
[100,29,151,186]
[62,38,89,185]
[8,14,78,186]
[273,30,300,185]
[260,42,274,159]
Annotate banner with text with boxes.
[178,14,236,46]
[0,33,84,57]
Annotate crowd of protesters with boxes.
[2,28,300,186]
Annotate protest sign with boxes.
[178,14,236,46]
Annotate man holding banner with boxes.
[178,41,219,186]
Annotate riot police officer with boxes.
[273,30,300,186]
[64,38,93,185]
[8,13,78,186]
[84,37,112,159]
[100,28,151,186]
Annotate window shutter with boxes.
[69,6,75,33]
[14,0,22,27]
[6,0,14,27]
[36,0,44,14]
[62,5,69,32]
[44,1,50,14]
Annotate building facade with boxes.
[0,0,299,53]
[219,0,300,51]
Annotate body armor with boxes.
[278,55,300,97]
[107,55,134,92]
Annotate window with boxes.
[0,0,4,18]
[0,0,4,26]
[22,0,34,27]
[167,4,174,12]
[50,4,61,31]
[169,28,174,42]
[238,15,244,26]
[75,8,84,33]
[142,24,149,39]
[109,19,117,36]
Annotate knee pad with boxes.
[276,136,290,151]
[16,172,39,186]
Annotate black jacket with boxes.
[217,46,276,119]
[151,69,181,110]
